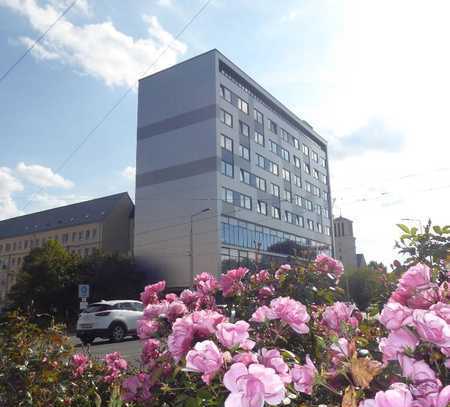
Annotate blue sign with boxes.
[78,284,90,298]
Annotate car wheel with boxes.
[110,323,126,342]
[80,335,94,345]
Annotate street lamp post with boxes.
[190,208,211,287]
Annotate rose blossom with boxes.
[430,302,450,324]
[232,352,259,366]
[186,340,223,384]
[223,363,285,407]
[399,264,431,292]
[379,302,413,331]
[314,254,344,281]
[260,348,291,384]
[437,386,450,407]
[168,316,194,361]
[71,353,89,377]
[411,379,443,406]
[398,355,437,383]
[407,285,439,309]
[144,301,169,319]
[291,355,317,395]
[167,300,188,321]
[251,270,270,284]
[165,293,178,303]
[194,272,218,295]
[371,383,413,407]
[330,338,350,364]
[412,309,450,348]
[258,286,274,299]
[322,302,356,333]
[141,339,160,366]
[140,281,166,306]
[216,321,255,350]
[275,264,291,279]
[137,318,159,339]
[220,267,249,297]
[104,352,128,383]
[269,297,310,334]
[378,328,419,363]
[122,373,151,402]
[251,306,276,323]
[190,309,227,337]
[180,289,198,306]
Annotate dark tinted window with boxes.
[131,302,144,311]
[83,304,115,313]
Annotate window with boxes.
[220,134,233,152]
[268,118,278,134]
[62,233,68,243]
[294,174,301,188]
[305,182,312,193]
[312,151,319,162]
[305,199,313,211]
[221,161,234,178]
[317,223,323,233]
[323,191,329,201]
[285,211,293,223]
[293,137,300,150]
[24,240,28,249]
[222,188,233,203]
[85,230,90,240]
[255,176,266,192]
[257,200,267,215]
[269,161,279,176]
[240,194,252,210]
[220,109,233,127]
[92,228,97,239]
[302,144,310,156]
[240,121,250,137]
[320,173,328,184]
[270,140,278,154]
[271,183,280,197]
[315,204,322,215]
[281,128,289,142]
[282,168,291,182]
[307,219,314,231]
[72,232,76,241]
[238,97,249,114]
[220,85,232,102]
[79,231,84,240]
[13,242,16,251]
[323,207,329,218]
[256,154,265,168]
[254,108,263,124]
[239,144,250,160]
[320,157,327,168]
[303,163,310,175]
[295,195,302,207]
[281,147,289,162]
[283,190,292,203]
[325,226,331,236]
[294,155,301,168]
[295,215,304,227]
[254,131,264,146]
[313,169,319,180]
[313,186,320,197]
[240,169,250,184]
[271,206,281,219]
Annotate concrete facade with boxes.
[0,193,134,306]
[333,216,358,270]
[134,50,333,288]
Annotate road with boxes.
[71,336,143,365]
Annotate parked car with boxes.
[76,300,144,345]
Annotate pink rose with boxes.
[412,309,450,348]
[140,281,166,306]
[168,316,194,361]
[232,352,259,366]
[291,355,317,395]
[250,306,276,323]
[180,289,198,306]
[330,338,350,364]
[378,328,419,363]
[216,321,255,350]
[122,373,151,402]
[399,264,431,292]
[373,383,413,407]
[186,340,223,384]
[191,310,227,337]
[398,355,437,383]
[275,264,292,279]
[194,272,218,295]
[223,363,285,407]
[437,386,450,407]
[220,267,248,297]
[411,379,443,406]
[322,302,356,333]
[104,352,128,383]
[379,302,413,331]
[315,254,344,281]
[251,270,270,284]
[141,339,160,366]
[258,286,274,299]
[269,297,310,334]
[430,302,450,324]
[260,348,291,384]
[165,293,178,303]
[144,301,169,319]
[407,285,439,310]
[137,319,159,339]
[72,353,89,377]
[167,300,188,321]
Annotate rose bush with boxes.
[1,224,448,407]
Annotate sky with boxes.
[1,0,450,266]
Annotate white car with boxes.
[76,300,144,345]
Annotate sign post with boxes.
[78,284,90,311]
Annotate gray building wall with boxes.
[135,50,333,288]
[333,216,357,270]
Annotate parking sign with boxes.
[78,284,90,299]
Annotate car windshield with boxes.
[82,303,115,313]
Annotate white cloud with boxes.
[121,166,136,180]
[18,36,60,60]
[157,0,174,7]
[16,162,74,189]
[0,0,187,87]
[28,192,91,212]
[0,167,23,220]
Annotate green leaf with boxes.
[410,227,418,236]
[433,225,442,235]
[397,224,410,234]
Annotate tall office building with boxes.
[135,50,333,288]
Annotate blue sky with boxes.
[1,0,450,265]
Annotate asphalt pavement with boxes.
[70,335,143,365]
